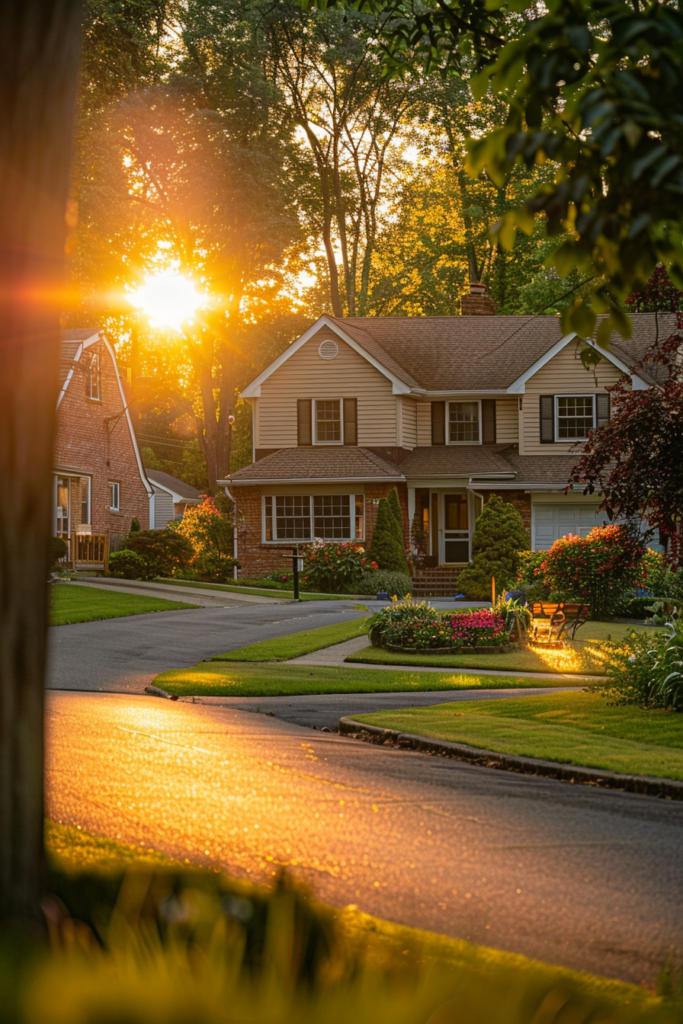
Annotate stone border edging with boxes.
[338,716,683,801]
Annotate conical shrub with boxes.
[368,498,409,574]
[457,494,529,600]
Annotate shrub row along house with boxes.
[55,329,154,565]
[220,291,671,592]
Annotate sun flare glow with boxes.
[127,269,205,332]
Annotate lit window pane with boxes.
[557,396,594,439]
[316,400,341,442]
[275,496,311,539]
[313,495,350,539]
[449,402,479,442]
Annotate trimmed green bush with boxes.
[368,498,409,574]
[387,488,404,544]
[357,570,412,597]
[125,529,194,580]
[108,549,147,580]
[457,495,529,600]
[52,536,68,565]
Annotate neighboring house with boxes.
[56,329,154,553]
[146,470,202,528]
[220,291,670,582]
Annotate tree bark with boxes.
[0,0,83,925]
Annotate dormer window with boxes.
[87,353,101,401]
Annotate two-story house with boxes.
[220,297,669,586]
[56,329,154,551]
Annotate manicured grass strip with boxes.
[156,661,583,697]
[211,618,370,662]
[354,691,683,781]
[154,577,349,601]
[50,583,197,625]
[43,821,655,1011]
[347,644,607,675]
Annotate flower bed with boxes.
[368,600,512,652]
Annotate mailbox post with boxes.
[292,547,304,601]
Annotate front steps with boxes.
[410,567,462,598]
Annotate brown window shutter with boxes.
[540,395,554,443]
[596,393,610,427]
[431,401,446,445]
[297,399,312,446]
[482,399,496,444]
[343,398,357,445]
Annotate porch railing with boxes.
[70,531,110,572]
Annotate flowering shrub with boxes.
[368,600,510,651]
[302,541,370,593]
[173,496,235,580]
[541,525,643,619]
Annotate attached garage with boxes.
[532,503,610,551]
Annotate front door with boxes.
[442,493,469,563]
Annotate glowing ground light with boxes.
[127,269,205,332]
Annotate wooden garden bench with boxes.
[529,601,589,645]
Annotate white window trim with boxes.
[312,398,344,446]
[554,394,596,443]
[262,493,364,543]
[109,481,120,512]
[446,399,482,445]
[87,353,101,401]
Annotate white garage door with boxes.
[533,504,610,551]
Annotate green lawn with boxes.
[354,691,683,781]
[50,583,197,625]
[43,821,657,1014]
[210,617,370,661]
[346,622,652,676]
[154,577,353,601]
[156,660,585,697]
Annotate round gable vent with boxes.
[318,339,339,360]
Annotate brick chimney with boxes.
[461,281,495,315]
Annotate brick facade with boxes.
[234,480,407,577]
[55,338,152,541]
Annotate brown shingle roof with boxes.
[400,446,516,478]
[59,329,101,386]
[324,313,675,391]
[224,447,403,484]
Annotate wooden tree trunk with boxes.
[0,0,83,925]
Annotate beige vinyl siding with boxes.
[522,340,621,455]
[416,402,432,446]
[495,398,519,443]
[152,487,176,529]
[259,327,397,448]
[401,397,417,449]
[252,397,260,449]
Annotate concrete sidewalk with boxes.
[287,635,602,683]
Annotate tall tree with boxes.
[0,0,83,925]
[182,0,419,316]
[74,87,300,490]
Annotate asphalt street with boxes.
[46,690,683,986]
[47,599,364,692]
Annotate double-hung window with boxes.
[264,494,365,542]
[109,481,120,512]
[87,353,101,401]
[314,400,342,443]
[448,401,480,443]
[555,395,595,441]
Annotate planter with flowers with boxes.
[368,599,513,653]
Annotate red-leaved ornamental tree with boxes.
[571,333,683,565]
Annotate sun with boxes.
[127,269,205,332]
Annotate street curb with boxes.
[338,717,683,801]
